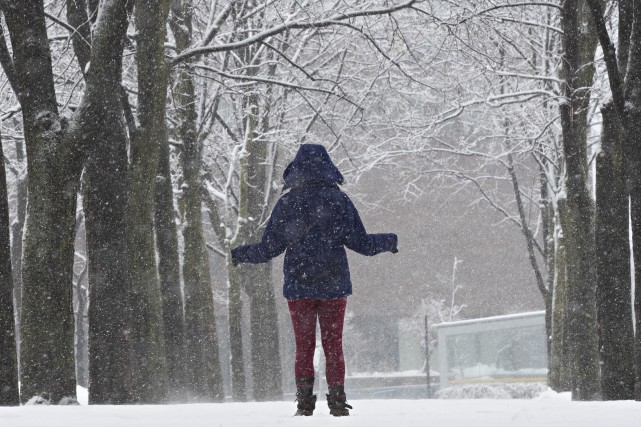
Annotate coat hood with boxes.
[283,144,344,190]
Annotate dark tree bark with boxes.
[155,128,188,397]
[2,0,83,403]
[64,0,135,404]
[0,131,19,406]
[595,103,635,400]
[127,0,173,403]
[623,0,641,400]
[558,0,601,401]
[586,0,641,399]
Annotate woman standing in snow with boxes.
[231,144,398,416]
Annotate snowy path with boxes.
[2,394,641,427]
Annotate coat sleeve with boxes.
[343,196,398,256]
[231,201,288,265]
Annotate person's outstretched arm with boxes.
[231,202,287,265]
[343,197,398,256]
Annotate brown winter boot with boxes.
[326,386,352,416]
[294,378,316,416]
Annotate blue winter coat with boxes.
[231,144,398,300]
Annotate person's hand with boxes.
[390,234,399,254]
[230,248,240,267]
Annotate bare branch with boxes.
[457,2,563,25]
[171,0,417,64]
[193,63,353,101]
[0,24,19,94]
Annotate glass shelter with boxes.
[435,311,547,387]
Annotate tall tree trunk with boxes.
[0,131,18,406]
[72,207,89,389]
[73,211,89,390]
[9,136,26,376]
[239,135,283,400]
[550,201,571,391]
[558,110,600,400]
[2,0,82,403]
[155,128,188,397]
[559,0,601,400]
[181,168,225,401]
[65,0,135,404]
[127,0,173,403]
[246,56,283,401]
[633,194,641,400]
[540,160,556,389]
[623,0,641,400]
[595,103,635,400]
[169,0,224,401]
[586,0,641,400]
[83,94,131,404]
[175,73,225,401]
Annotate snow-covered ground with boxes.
[2,390,641,427]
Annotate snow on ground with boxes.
[2,390,641,427]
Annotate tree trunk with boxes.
[632,193,641,400]
[227,256,248,400]
[83,95,131,404]
[550,205,571,392]
[234,36,285,395]
[2,0,82,403]
[539,161,557,389]
[9,136,26,377]
[127,0,173,403]
[238,97,283,399]
[244,262,283,401]
[178,86,225,400]
[19,121,80,405]
[586,0,641,400]
[64,0,135,404]
[623,0,641,400]
[558,105,600,400]
[181,170,225,400]
[155,128,188,397]
[169,0,224,401]
[558,0,601,400]
[73,209,89,389]
[595,103,635,400]
[0,131,19,406]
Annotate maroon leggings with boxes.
[287,298,347,387]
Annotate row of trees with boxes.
[0,0,424,405]
[399,0,641,401]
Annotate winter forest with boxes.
[1,0,641,417]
